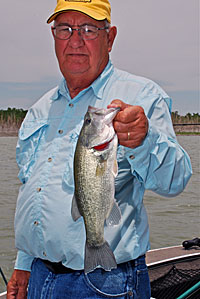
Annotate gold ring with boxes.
[127,132,131,140]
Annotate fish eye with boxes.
[85,118,91,125]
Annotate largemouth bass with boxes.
[72,106,121,273]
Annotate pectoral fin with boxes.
[106,201,121,226]
[71,194,82,221]
[112,159,118,177]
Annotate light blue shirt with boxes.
[14,61,192,271]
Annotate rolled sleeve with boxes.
[14,250,34,272]
[125,120,192,196]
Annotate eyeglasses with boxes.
[52,24,109,41]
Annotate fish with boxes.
[71,106,121,274]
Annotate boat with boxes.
[147,240,200,299]
[1,239,200,298]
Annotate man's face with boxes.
[52,11,116,84]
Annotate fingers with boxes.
[108,99,148,149]
[7,283,28,299]
[7,281,18,299]
[108,100,145,123]
[7,270,30,299]
[7,273,18,299]
[108,99,129,110]
[116,131,147,148]
[108,99,132,123]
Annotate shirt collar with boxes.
[51,60,114,101]
[90,60,114,99]
[50,79,69,101]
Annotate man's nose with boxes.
[68,29,84,48]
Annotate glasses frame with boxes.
[52,24,109,41]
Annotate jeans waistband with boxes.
[41,255,146,275]
[42,259,74,274]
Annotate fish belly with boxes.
[74,146,117,273]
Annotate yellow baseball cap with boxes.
[47,0,111,24]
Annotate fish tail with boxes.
[84,241,117,274]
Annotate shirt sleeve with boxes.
[14,250,34,271]
[125,87,192,196]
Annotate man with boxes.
[7,0,192,298]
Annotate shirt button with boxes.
[69,103,74,108]
[37,187,41,192]
[34,221,39,226]
[43,251,47,257]
[48,157,52,162]
[58,129,63,134]
[129,155,135,160]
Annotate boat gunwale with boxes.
[147,251,200,268]
[0,291,6,298]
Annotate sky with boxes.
[0,0,199,115]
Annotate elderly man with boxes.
[7,0,192,298]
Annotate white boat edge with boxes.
[0,291,6,298]
[147,252,200,267]
[147,247,200,267]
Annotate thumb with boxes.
[108,99,131,111]
[7,280,18,299]
[7,288,17,299]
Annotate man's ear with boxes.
[51,26,56,39]
[107,26,117,52]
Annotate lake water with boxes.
[0,136,199,292]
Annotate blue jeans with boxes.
[27,256,151,299]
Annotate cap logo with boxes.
[65,0,92,2]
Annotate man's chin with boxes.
[67,65,90,75]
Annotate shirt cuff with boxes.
[14,250,34,272]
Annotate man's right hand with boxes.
[7,269,30,299]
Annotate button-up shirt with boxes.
[14,61,192,271]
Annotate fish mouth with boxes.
[90,125,116,151]
[86,106,120,151]
[93,138,113,151]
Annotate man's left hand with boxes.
[108,99,148,149]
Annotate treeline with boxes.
[0,108,200,127]
[0,108,27,128]
[171,112,200,124]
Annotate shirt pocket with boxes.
[62,130,80,193]
[16,121,49,183]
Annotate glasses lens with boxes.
[53,25,106,40]
[81,25,98,40]
[54,25,72,40]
